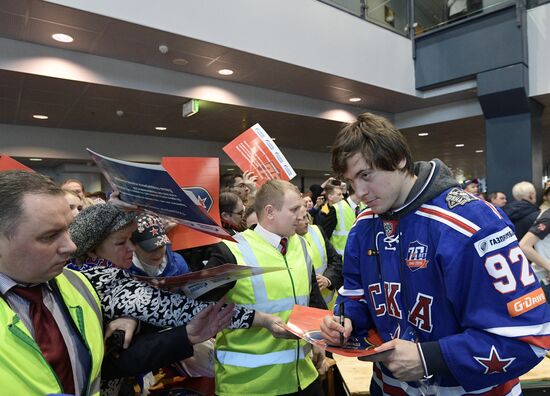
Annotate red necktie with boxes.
[12,285,75,394]
[280,238,288,256]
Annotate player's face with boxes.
[0,194,77,284]
[93,224,136,269]
[271,190,302,237]
[343,153,409,214]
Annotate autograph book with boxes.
[285,305,392,358]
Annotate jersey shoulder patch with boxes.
[445,187,476,209]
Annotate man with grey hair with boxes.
[0,170,104,395]
[503,181,540,240]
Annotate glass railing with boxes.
[413,0,515,35]
[319,0,410,36]
[319,0,518,37]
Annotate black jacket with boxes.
[503,200,540,240]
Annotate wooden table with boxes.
[334,354,550,395]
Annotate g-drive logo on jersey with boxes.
[406,241,429,271]
[182,187,213,211]
[474,227,517,257]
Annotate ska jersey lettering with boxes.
[342,185,550,393]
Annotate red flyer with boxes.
[162,157,222,250]
[223,123,296,186]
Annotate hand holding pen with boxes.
[339,302,345,346]
[320,304,352,346]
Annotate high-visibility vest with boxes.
[330,200,358,255]
[302,224,337,309]
[216,229,319,396]
[0,268,104,395]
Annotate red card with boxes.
[223,123,296,186]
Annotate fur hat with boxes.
[69,203,136,262]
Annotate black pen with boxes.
[339,302,345,346]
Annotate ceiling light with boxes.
[218,69,234,76]
[227,168,235,171]
[172,58,189,66]
[349,97,362,102]
[33,114,48,120]
[29,158,43,162]
[155,126,167,131]
[475,149,484,153]
[52,33,74,43]
[418,132,429,137]
[455,143,465,147]
[324,173,331,176]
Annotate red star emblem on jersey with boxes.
[474,346,515,374]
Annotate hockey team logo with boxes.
[383,220,397,237]
[182,187,214,211]
[406,241,429,271]
[445,187,476,209]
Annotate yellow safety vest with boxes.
[302,224,337,309]
[216,229,319,396]
[330,200,366,256]
[0,268,104,396]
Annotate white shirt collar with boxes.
[254,223,284,249]
[346,196,358,210]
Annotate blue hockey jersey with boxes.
[339,161,550,396]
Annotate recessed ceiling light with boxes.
[475,149,484,153]
[324,173,331,176]
[172,58,189,66]
[52,33,74,43]
[218,69,234,76]
[349,97,362,102]
[455,143,465,147]
[418,132,429,137]
[155,126,167,131]
[33,114,48,120]
[29,158,43,162]
[227,168,235,171]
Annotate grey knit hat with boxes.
[69,203,136,262]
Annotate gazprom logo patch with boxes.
[474,227,517,257]
[182,187,213,212]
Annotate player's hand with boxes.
[373,339,425,381]
[316,274,330,290]
[320,315,352,345]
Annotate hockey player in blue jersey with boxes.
[320,112,550,395]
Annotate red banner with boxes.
[0,155,33,172]
[162,157,221,250]
[223,123,296,186]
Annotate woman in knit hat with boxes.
[66,204,286,342]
